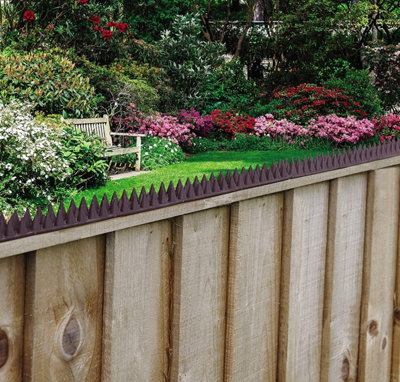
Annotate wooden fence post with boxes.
[320,174,368,381]
[358,168,400,382]
[0,255,25,381]
[102,221,171,381]
[170,207,229,381]
[224,194,283,381]
[279,182,329,382]
[23,237,105,381]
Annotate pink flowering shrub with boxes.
[177,108,213,136]
[113,106,195,145]
[307,115,375,144]
[373,114,400,142]
[254,113,375,145]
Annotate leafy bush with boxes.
[194,59,259,114]
[141,136,186,170]
[365,45,400,111]
[317,59,382,117]
[0,102,71,213]
[77,59,159,116]
[154,14,226,111]
[177,108,214,136]
[36,114,109,189]
[267,84,368,124]
[373,114,400,142]
[0,49,98,117]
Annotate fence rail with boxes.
[1,142,400,381]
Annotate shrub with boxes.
[78,59,159,116]
[0,102,71,213]
[365,45,400,111]
[373,114,400,142]
[268,84,368,124]
[317,59,382,117]
[177,108,214,136]
[210,109,255,139]
[307,115,375,144]
[113,106,195,145]
[141,136,186,170]
[0,49,98,117]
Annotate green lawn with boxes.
[67,149,329,207]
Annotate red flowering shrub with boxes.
[210,109,255,139]
[373,114,400,142]
[90,16,100,24]
[23,10,35,22]
[102,30,113,40]
[270,84,368,125]
[78,0,89,4]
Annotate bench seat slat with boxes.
[104,147,140,157]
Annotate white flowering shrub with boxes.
[0,101,71,213]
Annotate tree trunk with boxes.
[234,0,257,58]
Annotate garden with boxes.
[1,0,400,215]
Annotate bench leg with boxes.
[135,137,141,172]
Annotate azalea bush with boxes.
[177,108,213,136]
[373,114,400,142]
[0,49,98,117]
[210,109,255,139]
[0,102,71,213]
[266,84,368,125]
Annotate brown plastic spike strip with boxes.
[1,140,400,243]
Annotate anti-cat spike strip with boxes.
[1,140,400,243]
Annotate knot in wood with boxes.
[394,309,400,323]
[341,357,350,381]
[368,320,379,337]
[62,316,81,360]
[0,329,9,369]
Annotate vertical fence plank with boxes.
[224,194,283,381]
[102,221,171,381]
[23,237,105,381]
[320,174,367,381]
[359,168,400,382]
[170,207,229,381]
[0,255,25,381]
[279,182,329,382]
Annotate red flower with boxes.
[94,26,103,32]
[107,21,116,28]
[116,23,129,33]
[23,10,35,22]
[90,16,101,24]
[102,30,113,40]
[78,0,89,4]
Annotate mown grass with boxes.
[66,149,330,207]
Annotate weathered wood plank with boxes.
[170,207,229,381]
[359,168,400,382]
[320,174,367,381]
[224,194,283,381]
[0,255,25,381]
[23,237,105,381]
[279,182,329,382]
[102,221,171,381]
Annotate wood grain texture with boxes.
[320,174,367,382]
[23,236,105,382]
[170,207,229,381]
[102,221,171,381]
[0,255,25,381]
[224,194,283,381]
[279,182,329,382]
[359,168,400,382]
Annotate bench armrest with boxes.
[110,133,146,137]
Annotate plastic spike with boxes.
[119,190,131,213]
[44,204,56,229]
[185,180,196,199]
[0,213,7,239]
[166,182,177,203]
[139,187,150,209]
[110,192,120,215]
[254,165,261,183]
[55,202,67,226]
[130,189,140,210]
[247,166,254,181]
[6,211,19,237]
[232,169,240,185]
[148,185,159,207]
[260,164,268,183]
[99,194,110,217]
[158,183,169,205]
[78,198,89,222]
[176,180,185,201]
[88,196,100,220]
[66,200,78,225]
[19,209,32,235]
[32,206,44,231]
[202,177,213,195]
[193,177,203,197]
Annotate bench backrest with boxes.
[67,115,113,146]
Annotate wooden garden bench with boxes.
[67,115,145,171]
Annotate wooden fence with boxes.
[1,154,400,381]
